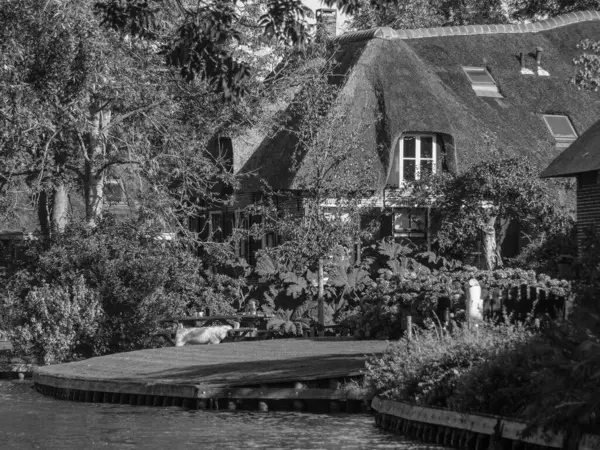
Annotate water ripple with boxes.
[0,381,446,450]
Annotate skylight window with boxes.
[542,115,577,139]
[462,67,502,98]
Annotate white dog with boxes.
[174,322,238,347]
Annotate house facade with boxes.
[206,10,600,264]
[542,119,600,252]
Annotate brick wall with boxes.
[577,172,600,252]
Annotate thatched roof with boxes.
[541,119,600,177]
[236,11,600,193]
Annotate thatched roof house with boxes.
[220,11,600,256]
[225,10,600,257]
[237,11,600,193]
[542,119,600,250]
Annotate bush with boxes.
[1,217,246,362]
[365,320,535,407]
[344,266,570,339]
[7,277,103,364]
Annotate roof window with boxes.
[462,67,502,98]
[542,114,577,147]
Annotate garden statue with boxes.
[464,279,483,322]
[247,299,257,315]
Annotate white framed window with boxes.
[542,114,577,147]
[393,208,427,238]
[462,67,502,98]
[387,134,438,187]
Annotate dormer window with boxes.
[463,67,502,98]
[542,114,577,148]
[387,135,438,187]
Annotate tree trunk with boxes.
[482,215,502,270]
[84,106,111,226]
[51,184,69,233]
[317,258,325,337]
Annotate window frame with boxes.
[542,114,578,141]
[391,134,438,186]
[393,208,428,239]
[462,66,502,98]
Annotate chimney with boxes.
[519,51,533,75]
[316,9,337,38]
[535,47,550,77]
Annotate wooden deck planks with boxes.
[35,340,387,389]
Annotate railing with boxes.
[484,284,572,320]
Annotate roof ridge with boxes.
[334,10,600,44]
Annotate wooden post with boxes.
[318,259,325,337]
[405,315,412,340]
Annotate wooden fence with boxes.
[483,284,572,321]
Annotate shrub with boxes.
[7,277,103,365]
[2,217,246,361]
[365,320,536,408]
[344,266,570,339]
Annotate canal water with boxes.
[0,381,445,449]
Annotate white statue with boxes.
[464,279,483,322]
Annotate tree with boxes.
[251,43,379,329]
[0,0,284,238]
[343,0,509,31]
[409,158,570,270]
[572,39,600,92]
[507,0,600,22]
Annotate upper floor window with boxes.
[463,67,502,98]
[387,135,438,187]
[542,114,577,148]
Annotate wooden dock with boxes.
[34,339,387,413]
[371,396,600,450]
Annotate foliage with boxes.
[255,237,571,339]
[0,0,250,240]
[345,0,509,31]
[505,220,577,277]
[508,0,600,22]
[407,158,572,270]
[365,320,536,407]
[572,39,600,92]
[1,218,245,361]
[366,303,600,435]
[345,258,571,339]
[257,252,351,333]
[7,277,103,365]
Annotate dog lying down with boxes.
[174,321,240,347]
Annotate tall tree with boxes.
[0,0,287,236]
